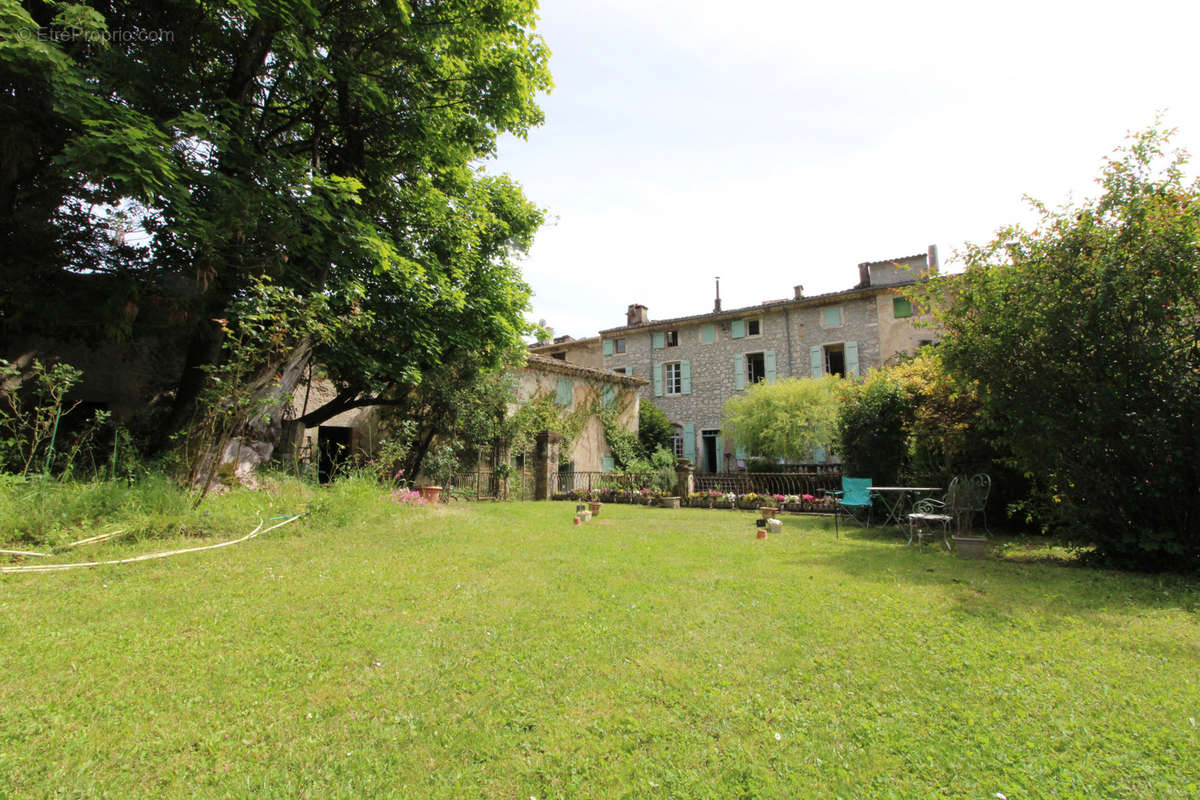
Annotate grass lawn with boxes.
[2,489,1199,798]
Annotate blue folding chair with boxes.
[828,477,874,538]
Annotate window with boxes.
[747,318,761,336]
[824,344,846,378]
[664,362,683,395]
[893,297,913,318]
[664,330,679,347]
[671,435,685,459]
[551,351,566,360]
[615,338,626,353]
[746,352,766,384]
[612,367,628,375]
[822,306,843,328]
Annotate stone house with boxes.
[596,248,940,473]
[291,352,645,480]
[527,334,604,369]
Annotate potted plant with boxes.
[588,499,602,516]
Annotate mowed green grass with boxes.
[2,493,1199,799]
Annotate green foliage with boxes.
[837,354,988,486]
[637,401,673,460]
[1,0,552,451]
[620,446,678,492]
[916,124,1200,570]
[837,372,912,485]
[721,377,840,462]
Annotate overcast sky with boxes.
[490,0,1200,339]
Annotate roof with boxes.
[524,352,649,386]
[528,334,600,352]
[598,280,919,335]
[859,253,927,267]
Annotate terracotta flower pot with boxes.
[417,485,442,503]
[756,529,769,540]
[588,501,602,516]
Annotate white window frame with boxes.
[664,330,679,348]
[745,351,766,384]
[664,361,683,395]
[615,338,626,354]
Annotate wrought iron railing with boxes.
[693,471,842,497]
[440,469,536,501]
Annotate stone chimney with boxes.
[713,277,721,312]
[856,263,872,288]
[927,244,939,273]
[793,285,804,299]
[626,303,649,327]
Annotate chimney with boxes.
[927,244,940,273]
[857,263,871,288]
[626,303,649,327]
[713,276,721,312]
[793,285,804,299]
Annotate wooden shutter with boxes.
[809,346,823,377]
[764,350,777,384]
[601,456,614,473]
[653,363,663,397]
[701,323,715,344]
[735,443,747,460]
[730,319,745,339]
[602,385,615,408]
[733,354,746,390]
[822,306,841,327]
[602,338,614,356]
[680,360,692,395]
[652,331,665,349]
[683,423,696,463]
[556,377,573,407]
[845,341,859,377]
[813,445,826,464]
[893,298,913,318]
[715,434,724,472]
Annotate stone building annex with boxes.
[531,247,939,473]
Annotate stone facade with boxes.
[520,353,646,472]
[527,334,603,369]
[598,250,939,472]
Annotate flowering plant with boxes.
[784,494,800,504]
[390,487,427,505]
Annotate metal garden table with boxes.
[870,486,942,527]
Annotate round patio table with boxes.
[870,486,942,527]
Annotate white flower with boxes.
[774,732,782,741]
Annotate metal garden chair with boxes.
[906,473,991,548]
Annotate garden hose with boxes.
[1,514,303,575]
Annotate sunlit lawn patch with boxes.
[3,494,1198,798]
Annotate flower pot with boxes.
[588,501,602,516]
[756,529,769,540]
[758,506,779,519]
[417,485,442,503]
[952,535,988,559]
[658,496,681,509]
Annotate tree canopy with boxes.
[1,0,552,461]
[917,126,1200,570]
[721,377,839,464]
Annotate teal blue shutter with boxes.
[652,331,665,349]
[701,324,715,344]
[813,445,827,464]
[602,385,615,408]
[823,307,841,327]
[735,443,747,460]
[764,350,777,384]
[715,434,724,472]
[556,378,573,407]
[809,345,823,377]
[845,341,859,377]
[733,355,746,390]
[602,338,614,356]
[893,298,913,318]
[653,363,663,397]
[601,456,615,472]
[680,360,691,394]
[731,319,745,339]
[683,423,696,463]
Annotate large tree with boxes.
[917,126,1200,571]
[1,0,551,467]
[721,376,839,464]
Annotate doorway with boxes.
[318,426,352,483]
[701,429,720,474]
